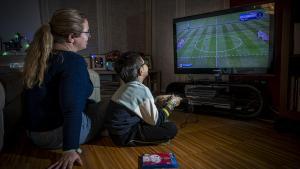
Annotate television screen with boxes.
[173,3,275,74]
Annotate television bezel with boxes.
[173,3,275,75]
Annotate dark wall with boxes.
[0,0,41,42]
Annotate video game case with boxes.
[140,152,179,169]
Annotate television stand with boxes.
[167,81,263,118]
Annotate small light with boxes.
[2,52,8,56]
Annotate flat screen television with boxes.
[173,3,275,75]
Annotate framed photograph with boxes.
[104,50,121,71]
[90,54,106,70]
[143,55,152,69]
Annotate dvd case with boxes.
[140,152,179,169]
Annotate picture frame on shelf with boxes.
[105,50,120,71]
[90,54,106,70]
[143,55,152,70]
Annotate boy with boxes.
[105,52,181,146]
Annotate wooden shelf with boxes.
[0,54,25,67]
[93,70,117,75]
[276,0,300,121]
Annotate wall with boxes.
[0,0,41,42]
[39,0,100,56]
[39,0,149,56]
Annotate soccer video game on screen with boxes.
[175,8,273,71]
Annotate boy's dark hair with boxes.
[114,51,144,83]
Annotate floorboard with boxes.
[0,111,299,169]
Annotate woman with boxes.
[23,8,104,169]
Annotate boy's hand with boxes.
[170,95,182,107]
[156,94,182,109]
[155,95,172,107]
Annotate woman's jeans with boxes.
[27,101,108,149]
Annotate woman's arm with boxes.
[59,56,90,151]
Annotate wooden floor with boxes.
[0,111,300,169]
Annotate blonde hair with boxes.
[23,8,86,88]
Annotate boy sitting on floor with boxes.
[105,51,182,146]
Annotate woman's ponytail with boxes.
[23,24,53,88]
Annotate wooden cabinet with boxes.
[93,70,120,100]
[0,54,25,74]
[278,0,300,120]
[94,70,161,99]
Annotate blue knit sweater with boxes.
[23,51,93,150]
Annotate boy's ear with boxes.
[67,33,75,43]
[137,67,143,76]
